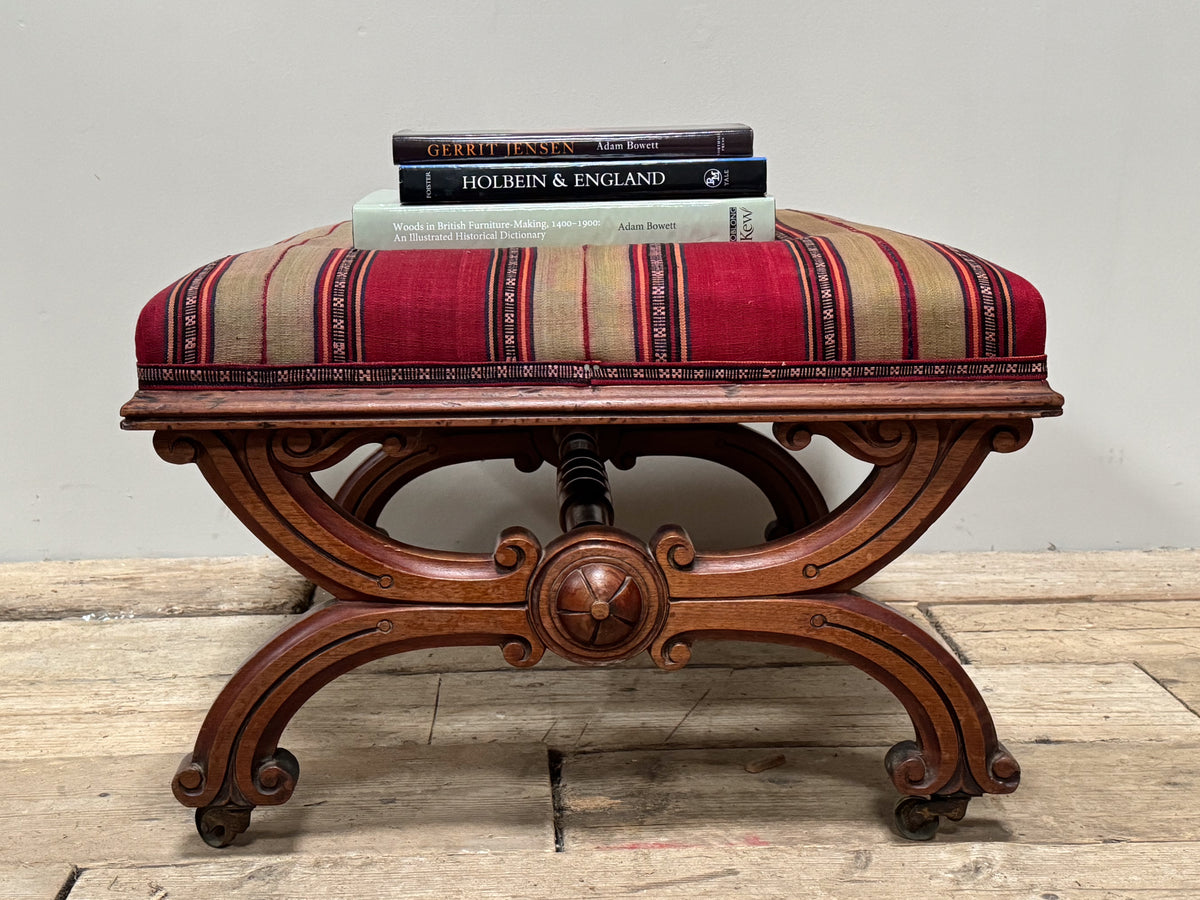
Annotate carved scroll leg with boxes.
[648,593,1019,839]
[174,601,543,847]
[604,424,829,538]
[334,428,548,528]
[154,429,540,604]
[654,419,1036,599]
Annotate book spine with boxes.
[399,158,767,205]
[352,193,776,250]
[392,125,753,164]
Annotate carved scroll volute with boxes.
[153,430,205,465]
[773,420,916,465]
[775,418,1034,462]
[650,524,696,575]
[654,418,1035,598]
[270,429,411,472]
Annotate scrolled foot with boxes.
[195,804,253,849]
[885,739,931,793]
[253,748,300,803]
[892,794,972,841]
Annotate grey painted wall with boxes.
[3,1,1197,560]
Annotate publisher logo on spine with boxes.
[704,168,724,188]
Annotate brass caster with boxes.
[893,794,971,841]
[195,804,253,848]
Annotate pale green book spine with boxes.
[351,190,776,250]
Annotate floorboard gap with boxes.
[53,865,80,900]
[1135,661,1200,719]
[919,604,972,664]
[548,747,566,852]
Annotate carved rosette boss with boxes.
[528,528,670,664]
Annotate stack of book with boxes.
[351,124,775,250]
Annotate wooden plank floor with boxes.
[0,550,1197,898]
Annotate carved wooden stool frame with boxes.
[122,380,1062,846]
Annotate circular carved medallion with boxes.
[529,529,669,664]
[556,563,643,647]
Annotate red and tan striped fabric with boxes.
[135,210,1047,388]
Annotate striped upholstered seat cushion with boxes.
[135,210,1047,388]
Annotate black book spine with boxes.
[392,124,753,164]
[398,157,767,205]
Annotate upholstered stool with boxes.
[122,210,1062,846]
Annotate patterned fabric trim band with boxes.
[137,357,1048,389]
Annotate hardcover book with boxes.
[399,157,767,205]
[392,124,753,164]
[352,189,776,250]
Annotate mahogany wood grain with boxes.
[121,381,1064,430]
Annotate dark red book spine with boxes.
[392,124,754,164]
